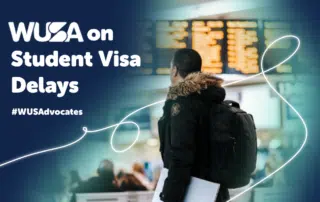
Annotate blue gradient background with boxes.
[276,0,320,201]
[0,1,319,202]
[0,1,149,202]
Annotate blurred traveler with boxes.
[265,150,285,186]
[144,161,154,181]
[118,173,148,191]
[132,162,154,190]
[68,170,82,192]
[116,169,126,179]
[70,159,119,202]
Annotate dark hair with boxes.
[132,162,145,175]
[172,48,202,78]
[97,159,114,178]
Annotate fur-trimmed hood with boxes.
[167,72,226,102]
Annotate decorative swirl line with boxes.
[0,35,307,202]
[227,35,306,201]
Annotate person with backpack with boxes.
[158,48,257,202]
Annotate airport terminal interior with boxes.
[47,1,307,202]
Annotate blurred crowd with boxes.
[37,147,286,202]
[251,148,286,187]
[69,160,161,202]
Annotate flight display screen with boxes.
[225,20,259,74]
[192,20,224,74]
[155,21,189,75]
[150,20,294,75]
[136,21,154,75]
[263,21,294,73]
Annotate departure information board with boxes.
[137,21,154,74]
[226,20,259,74]
[156,21,189,74]
[263,21,293,73]
[192,20,224,73]
[149,20,294,75]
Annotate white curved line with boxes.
[0,35,307,202]
[224,35,299,87]
[227,35,306,201]
[0,127,88,168]
[108,100,165,153]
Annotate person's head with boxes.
[170,48,202,85]
[132,162,145,175]
[97,159,114,178]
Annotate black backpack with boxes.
[208,100,257,188]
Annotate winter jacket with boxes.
[158,72,229,202]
